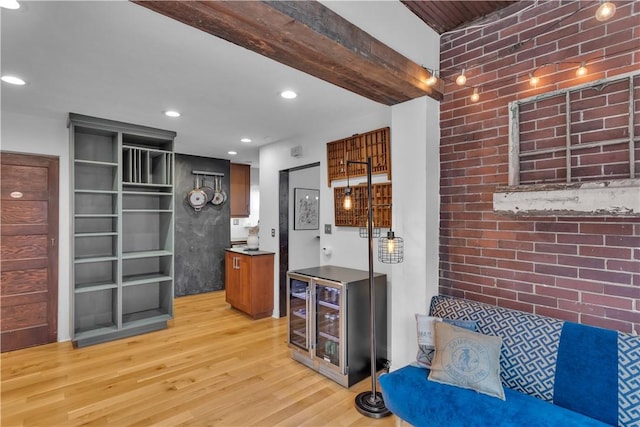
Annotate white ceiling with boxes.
[1,1,390,165]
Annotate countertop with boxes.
[289,265,386,282]
[226,247,275,256]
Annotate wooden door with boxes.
[1,152,59,352]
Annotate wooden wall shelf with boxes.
[326,127,391,186]
[333,182,392,228]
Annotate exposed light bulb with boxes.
[426,70,438,86]
[576,62,588,76]
[455,69,467,86]
[470,88,480,102]
[343,188,352,210]
[595,2,616,21]
[529,72,539,87]
[386,236,395,253]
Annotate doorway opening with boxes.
[277,162,320,316]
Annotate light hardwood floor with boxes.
[1,291,397,426]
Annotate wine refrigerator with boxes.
[287,265,387,387]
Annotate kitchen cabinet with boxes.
[230,163,250,217]
[69,113,175,347]
[225,249,274,319]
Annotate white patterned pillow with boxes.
[428,322,505,400]
[415,314,477,368]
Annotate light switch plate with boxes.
[271,228,276,237]
[324,224,332,234]
[233,219,239,225]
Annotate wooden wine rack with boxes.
[326,127,391,186]
[333,182,392,228]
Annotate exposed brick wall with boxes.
[439,1,640,333]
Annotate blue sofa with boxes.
[379,295,640,427]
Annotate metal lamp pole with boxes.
[350,157,390,418]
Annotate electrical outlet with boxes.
[271,228,276,237]
[324,224,332,234]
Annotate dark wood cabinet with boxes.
[225,249,274,319]
[230,163,250,217]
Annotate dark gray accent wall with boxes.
[174,154,230,297]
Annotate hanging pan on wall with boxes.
[218,175,227,204]
[211,175,226,206]
[200,177,215,203]
[187,175,207,212]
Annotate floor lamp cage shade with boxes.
[359,225,381,238]
[359,211,381,238]
[378,231,404,264]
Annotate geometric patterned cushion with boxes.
[430,295,563,402]
[619,332,640,426]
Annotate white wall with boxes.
[288,165,321,271]
[388,96,440,369]
[1,110,72,342]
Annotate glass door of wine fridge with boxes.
[314,278,344,375]
[288,275,310,352]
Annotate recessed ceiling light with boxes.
[0,0,20,10]
[164,110,181,118]
[280,90,297,99]
[240,138,252,143]
[228,151,237,155]
[1,75,26,85]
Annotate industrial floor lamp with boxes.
[344,157,404,418]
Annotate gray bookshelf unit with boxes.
[69,113,175,347]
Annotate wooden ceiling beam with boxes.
[133,1,443,105]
